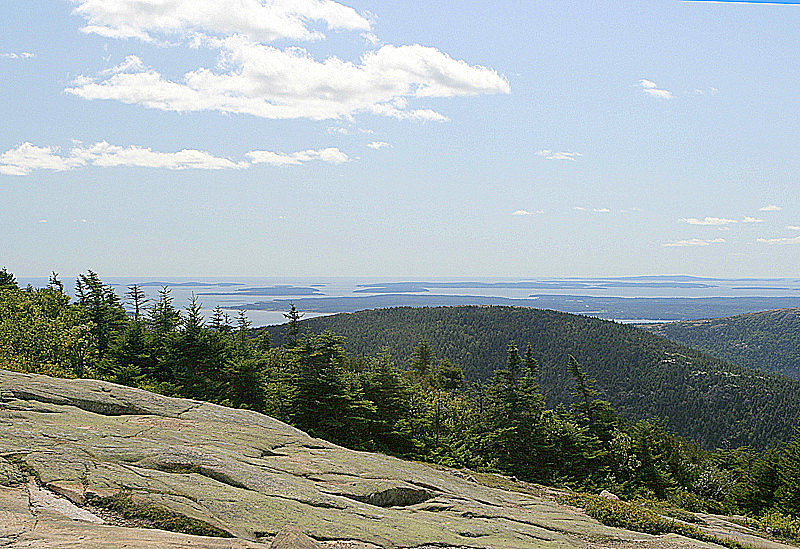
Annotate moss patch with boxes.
[88,490,232,538]
[559,493,749,549]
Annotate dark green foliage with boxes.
[265,306,800,450]
[283,302,303,347]
[289,332,366,443]
[645,308,800,379]
[125,285,148,322]
[482,344,546,478]
[0,268,17,291]
[75,271,127,360]
[778,433,800,516]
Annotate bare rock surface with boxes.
[0,369,777,548]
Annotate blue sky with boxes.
[1,0,799,277]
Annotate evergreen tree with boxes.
[483,344,546,478]
[210,305,223,330]
[0,267,17,290]
[48,272,64,294]
[777,431,800,515]
[75,271,127,360]
[236,310,252,354]
[283,302,303,347]
[411,340,434,379]
[256,329,271,353]
[126,285,148,322]
[149,286,181,335]
[359,351,411,452]
[291,332,357,444]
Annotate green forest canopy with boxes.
[265,305,800,450]
[643,308,800,379]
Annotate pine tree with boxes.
[0,267,17,290]
[48,272,64,293]
[210,305,225,330]
[236,310,252,354]
[75,271,126,360]
[284,302,303,347]
[291,331,355,444]
[777,431,800,515]
[411,340,434,379]
[149,286,181,335]
[126,285,148,322]
[483,343,546,478]
[256,329,271,353]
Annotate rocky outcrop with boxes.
[0,370,769,548]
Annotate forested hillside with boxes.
[265,306,800,450]
[643,309,800,379]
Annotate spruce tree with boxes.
[284,302,303,347]
[126,284,148,322]
[0,267,17,290]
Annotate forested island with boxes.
[4,267,800,543]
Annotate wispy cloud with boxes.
[757,235,800,245]
[70,0,371,43]
[788,225,800,231]
[366,141,390,149]
[511,209,543,216]
[742,216,764,223]
[663,238,726,247]
[574,206,611,213]
[326,126,350,135]
[694,87,719,95]
[535,149,582,161]
[0,52,34,59]
[639,79,673,99]
[246,147,348,166]
[680,216,737,226]
[0,141,348,175]
[760,204,782,212]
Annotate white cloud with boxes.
[757,236,800,245]
[70,0,371,43]
[788,225,800,231]
[663,238,726,247]
[66,39,509,121]
[535,149,582,161]
[574,206,611,213]
[742,216,764,223]
[72,141,248,169]
[0,143,84,175]
[639,79,673,99]
[361,32,380,45]
[246,147,348,166]
[511,209,543,216]
[0,141,348,174]
[680,216,737,226]
[0,52,34,59]
[760,204,781,212]
[366,141,390,149]
[694,87,718,96]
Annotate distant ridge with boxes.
[643,308,800,379]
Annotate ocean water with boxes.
[16,275,800,327]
